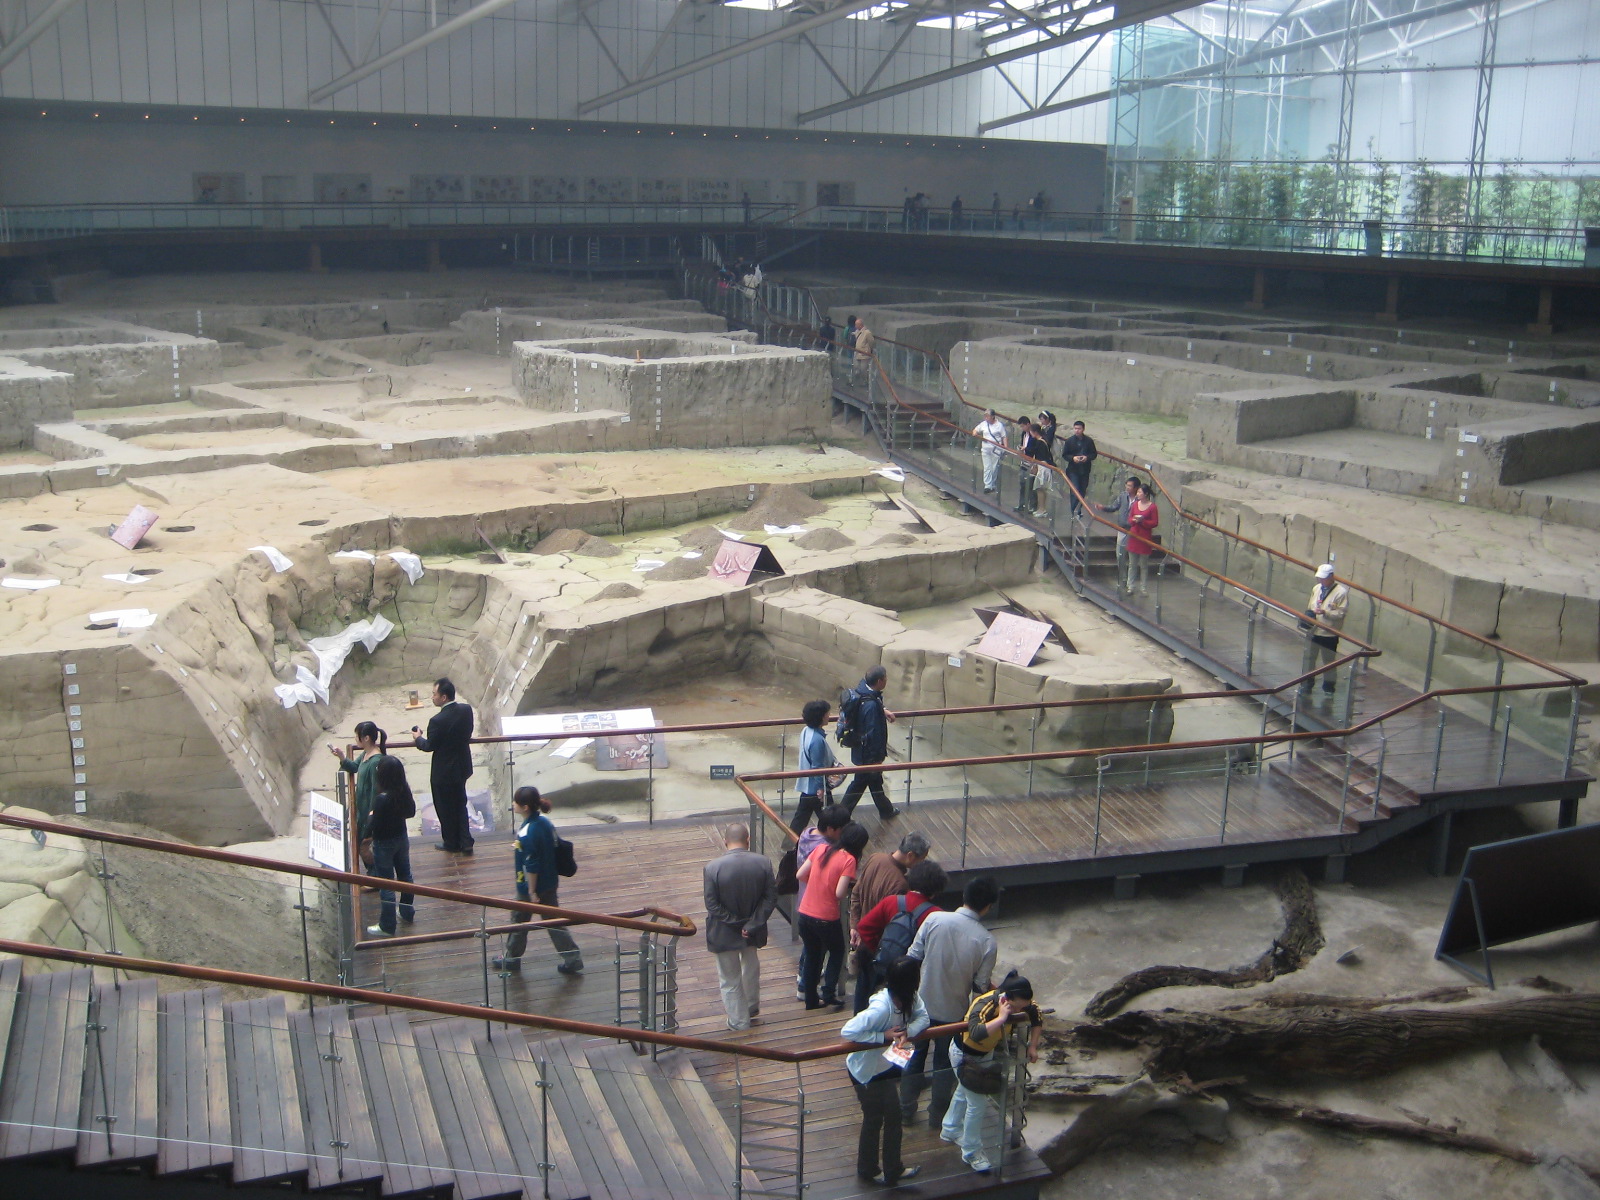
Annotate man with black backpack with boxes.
[852,860,946,1013]
[837,666,899,821]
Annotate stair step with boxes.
[287,1004,385,1191]
[77,978,160,1167]
[223,994,307,1184]
[349,1011,454,1196]
[156,988,231,1178]
[580,1042,711,1199]
[0,966,92,1162]
[413,1019,525,1200]
[540,1035,651,1200]
[474,1029,585,1200]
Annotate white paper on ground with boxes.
[89,608,157,632]
[716,529,745,541]
[386,551,424,583]
[550,737,593,759]
[249,545,293,573]
[633,559,666,572]
[873,466,907,481]
[2,577,60,590]
[273,612,396,708]
[102,572,149,584]
[681,551,703,559]
[332,549,377,562]
[763,524,807,536]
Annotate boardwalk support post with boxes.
[1323,854,1349,883]
[1429,812,1454,877]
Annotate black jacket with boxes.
[1061,432,1097,471]
[417,701,474,785]
[364,784,416,841]
[844,679,890,763]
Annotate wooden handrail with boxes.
[0,812,694,939]
[0,939,967,1064]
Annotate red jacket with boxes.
[856,889,938,954]
[1128,500,1160,556]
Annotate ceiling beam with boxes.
[307,0,523,105]
[0,0,83,71]
[795,0,1203,124]
[577,0,888,115]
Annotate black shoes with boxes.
[491,956,521,971]
[433,843,475,854]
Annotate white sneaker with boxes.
[365,924,393,937]
[965,1154,993,1173]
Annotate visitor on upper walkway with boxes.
[841,955,929,1187]
[1300,563,1350,698]
[412,677,475,855]
[838,666,899,821]
[901,875,998,1129]
[972,408,1008,494]
[943,969,1042,1174]
[1096,476,1139,594]
[852,318,876,382]
[796,821,869,1009]
[1126,483,1160,595]
[1015,416,1048,516]
[853,857,945,1013]
[949,196,963,230]
[362,754,417,938]
[1024,417,1056,520]
[703,822,777,1032]
[329,720,386,833]
[793,699,846,834]
[818,315,837,355]
[493,787,584,976]
[1060,419,1097,519]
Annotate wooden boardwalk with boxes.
[361,824,1050,1200]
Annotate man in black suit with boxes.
[412,677,475,854]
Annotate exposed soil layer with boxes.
[726,483,826,531]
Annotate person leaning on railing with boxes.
[942,969,1043,1175]
[328,720,387,841]
[1096,476,1139,594]
[1300,563,1350,698]
[840,955,929,1187]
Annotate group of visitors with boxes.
[816,314,876,382]
[971,409,1099,520]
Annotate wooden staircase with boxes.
[1267,737,1423,831]
[0,960,740,1200]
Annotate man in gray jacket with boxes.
[704,823,778,1031]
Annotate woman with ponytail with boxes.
[328,721,387,830]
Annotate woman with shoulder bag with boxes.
[492,787,585,977]
[362,755,417,937]
[328,721,386,866]
[840,956,929,1186]
[942,970,1043,1174]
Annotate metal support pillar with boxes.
[308,242,327,274]
[1464,0,1503,225]
[1429,811,1454,877]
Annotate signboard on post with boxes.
[710,539,784,586]
[709,765,736,780]
[974,612,1052,667]
[308,792,347,869]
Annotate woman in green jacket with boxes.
[327,721,387,833]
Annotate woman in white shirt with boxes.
[840,956,931,1186]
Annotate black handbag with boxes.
[775,847,799,895]
[1297,608,1316,634]
[957,1054,1006,1096]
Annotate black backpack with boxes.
[555,836,578,878]
[874,895,936,970]
[835,687,862,749]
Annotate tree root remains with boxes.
[1083,868,1324,1018]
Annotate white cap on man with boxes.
[1315,563,1335,579]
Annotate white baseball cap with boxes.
[1315,563,1335,578]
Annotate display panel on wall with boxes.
[473,175,524,202]
[314,174,373,203]
[686,178,732,203]
[637,179,684,203]
[584,176,633,202]
[529,177,580,202]
[411,174,466,202]
[737,180,772,202]
[816,182,856,205]
[193,172,245,203]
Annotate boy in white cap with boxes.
[1301,563,1349,695]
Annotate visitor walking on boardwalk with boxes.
[1300,563,1349,697]
[796,822,870,1008]
[843,314,859,367]
[854,858,945,1013]
[849,832,931,1008]
[793,699,846,834]
[412,677,475,854]
[1015,416,1047,516]
[703,822,777,1031]
[972,408,1008,494]
[1126,483,1160,596]
[1060,419,1098,518]
[492,787,584,976]
[942,970,1043,1174]
[818,315,837,355]
[1096,476,1139,594]
[901,876,998,1128]
[838,666,899,820]
[328,720,387,834]
[852,317,876,383]
[841,956,929,1187]
[793,804,849,1001]
[362,755,416,937]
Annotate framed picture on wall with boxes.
[473,175,523,202]
[410,174,465,202]
[528,176,580,202]
[584,176,633,202]
[313,174,373,203]
[193,172,246,203]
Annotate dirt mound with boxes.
[645,556,709,581]
[532,528,621,558]
[726,484,825,532]
[594,581,643,600]
[796,528,854,551]
[874,532,918,546]
[677,525,729,552]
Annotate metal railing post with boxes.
[1422,623,1438,692]
[1372,730,1388,818]
[1194,577,1207,645]
[1565,685,1581,775]
[1432,703,1448,790]
[537,1056,553,1199]
[1093,757,1108,855]
[1144,703,1158,786]
[795,1063,808,1200]
[960,766,971,869]
[905,717,915,809]
[1027,710,1039,797]
[1488,653,1505,734]
[1342,659,1358,725]
[1497,705,1514,785]
[1244,600,1258,674]
[647,737,656,828]
[478,905,493,1038]
[1219,749,1233,843]
[776,730,787,825]
[1337,745,1354,830]
[1288,691,1301,762]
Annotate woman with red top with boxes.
[853,860,948,1012]
[1125,481,1160,596]
[797,822,870,1009]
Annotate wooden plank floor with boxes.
[365,825,1049,1199]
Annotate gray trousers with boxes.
[506,888,583,967]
